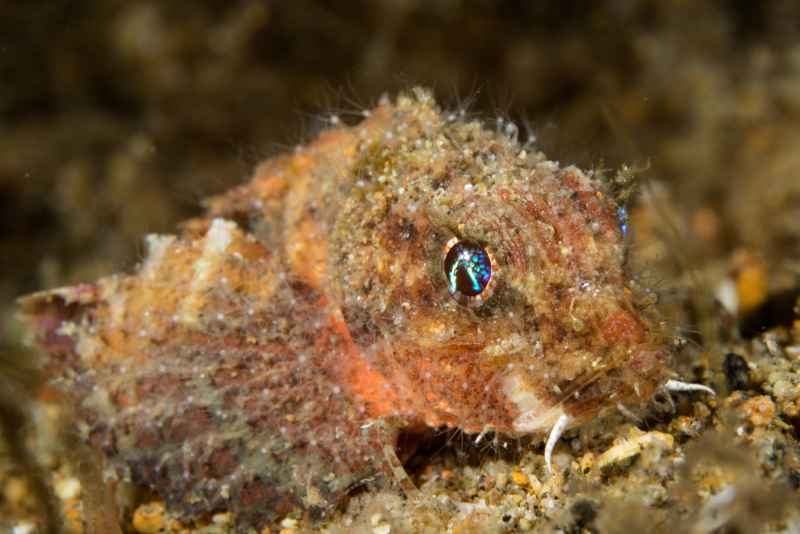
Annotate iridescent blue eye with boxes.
[617,206,629,238]
[444,240,492,298]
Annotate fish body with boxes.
[20,89,670,526]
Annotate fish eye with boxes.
[443,238,493,300]
[617,206,629,238]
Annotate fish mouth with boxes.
[502,371,568,434]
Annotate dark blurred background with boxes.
[3,0,800,342]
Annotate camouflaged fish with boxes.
[19,89,711,527]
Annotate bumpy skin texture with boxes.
[20,90,670,527]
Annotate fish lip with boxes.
[502,371,568,434]
[512,406,570,434]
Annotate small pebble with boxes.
[741,395,775,427]
[724,353,750,390]
[494,472,508,489]
[510,470,528,487]
[4,478,28,507]
[212,511,233,525]
[54,476,81,500]
[735,257,768,315]
[597,428,674,469]
[12,523,35,534]
[281,517,298,529]
[62,498,82,531]
[132,501,167,533]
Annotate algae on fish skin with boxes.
[4,1,800,532]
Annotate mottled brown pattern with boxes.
[19,90,672,528]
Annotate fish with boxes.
[18,88,711,528]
